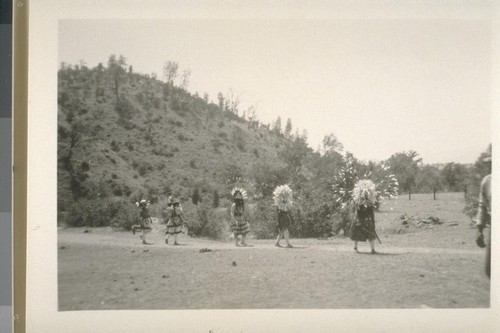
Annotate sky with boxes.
[58,18,492,164]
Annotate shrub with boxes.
[182,201,228,240]
[108,198,141,230]
[170,96,181,111]
[167,118,183,127]
[152,146,170,156]
[115,96,135,122]
[248,199,276,239]
[331,207,355,237]
[211,138,222,153]
[292,203,334,238]
[64,197,139,229]
[218,131,228,140]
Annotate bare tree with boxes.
[217,92,225,110]
[179,69,191,90]
[163,61,179,85]
[246,105,257,129]
[225,88,242,115]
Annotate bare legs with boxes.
[354,239,376,254]
[165,231,179,245]
[234,233,248,246]
[132,225,151,244]
[275,229,292,248]
[140,228,151,245]
[369,239,376,254]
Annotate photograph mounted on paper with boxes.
[57,19,491,311]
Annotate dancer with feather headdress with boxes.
[332,160,398,243]
[230,187,251,246]
[350,179,378,254]
[273,184,294,248]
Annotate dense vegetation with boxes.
[58,55,491,239]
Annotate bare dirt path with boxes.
[59,226,482,255]
[58,225,490,310]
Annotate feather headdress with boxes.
[231,187,248,200]
[352,179,377,207]
[136,199,150,208]
[167,196,180,205]
[273,184,293,210]
[167,196,183,211]
[332,160,398,209]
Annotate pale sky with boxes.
[59,19,492,164]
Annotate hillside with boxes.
[57,59,295,226]
[57,57,489,238]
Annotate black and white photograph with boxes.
[24,0,499,332]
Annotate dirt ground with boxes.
[58,193,490,310]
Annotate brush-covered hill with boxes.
[57,57,488,238]
[57,58,297,227]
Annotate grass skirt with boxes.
[166,216,183,235]
[230,216,250,236]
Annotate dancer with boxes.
[165,197,186,245]
[230,187,251,246]
[132,199,153,245]
[273,184,294,248]
[350,179,379,254]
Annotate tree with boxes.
[58,110,92,200]
[284,118,293,138]
[416,165,442,199]
[322,133,344,156]
[272,116,282,135]
[192,188,201,205]
[163,61,179,85]
[301,129,308,143]
[441,162,468,192]
[180,69,191,90]
[278,136,311,176]
[246,106,258,129]
[217,92,225,110]
[78,59,87,69]
[250,161,289,198]
[224,89,241,115]
[212,190,220,208]
[107,54,127,105]
[386,151,422,200]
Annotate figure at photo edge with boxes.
[165,196,186,245]
[273,184,294,248]
[132,199,153,245]
[230,187,251,247]
[350,179,378,254]
[475,153,491,278]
